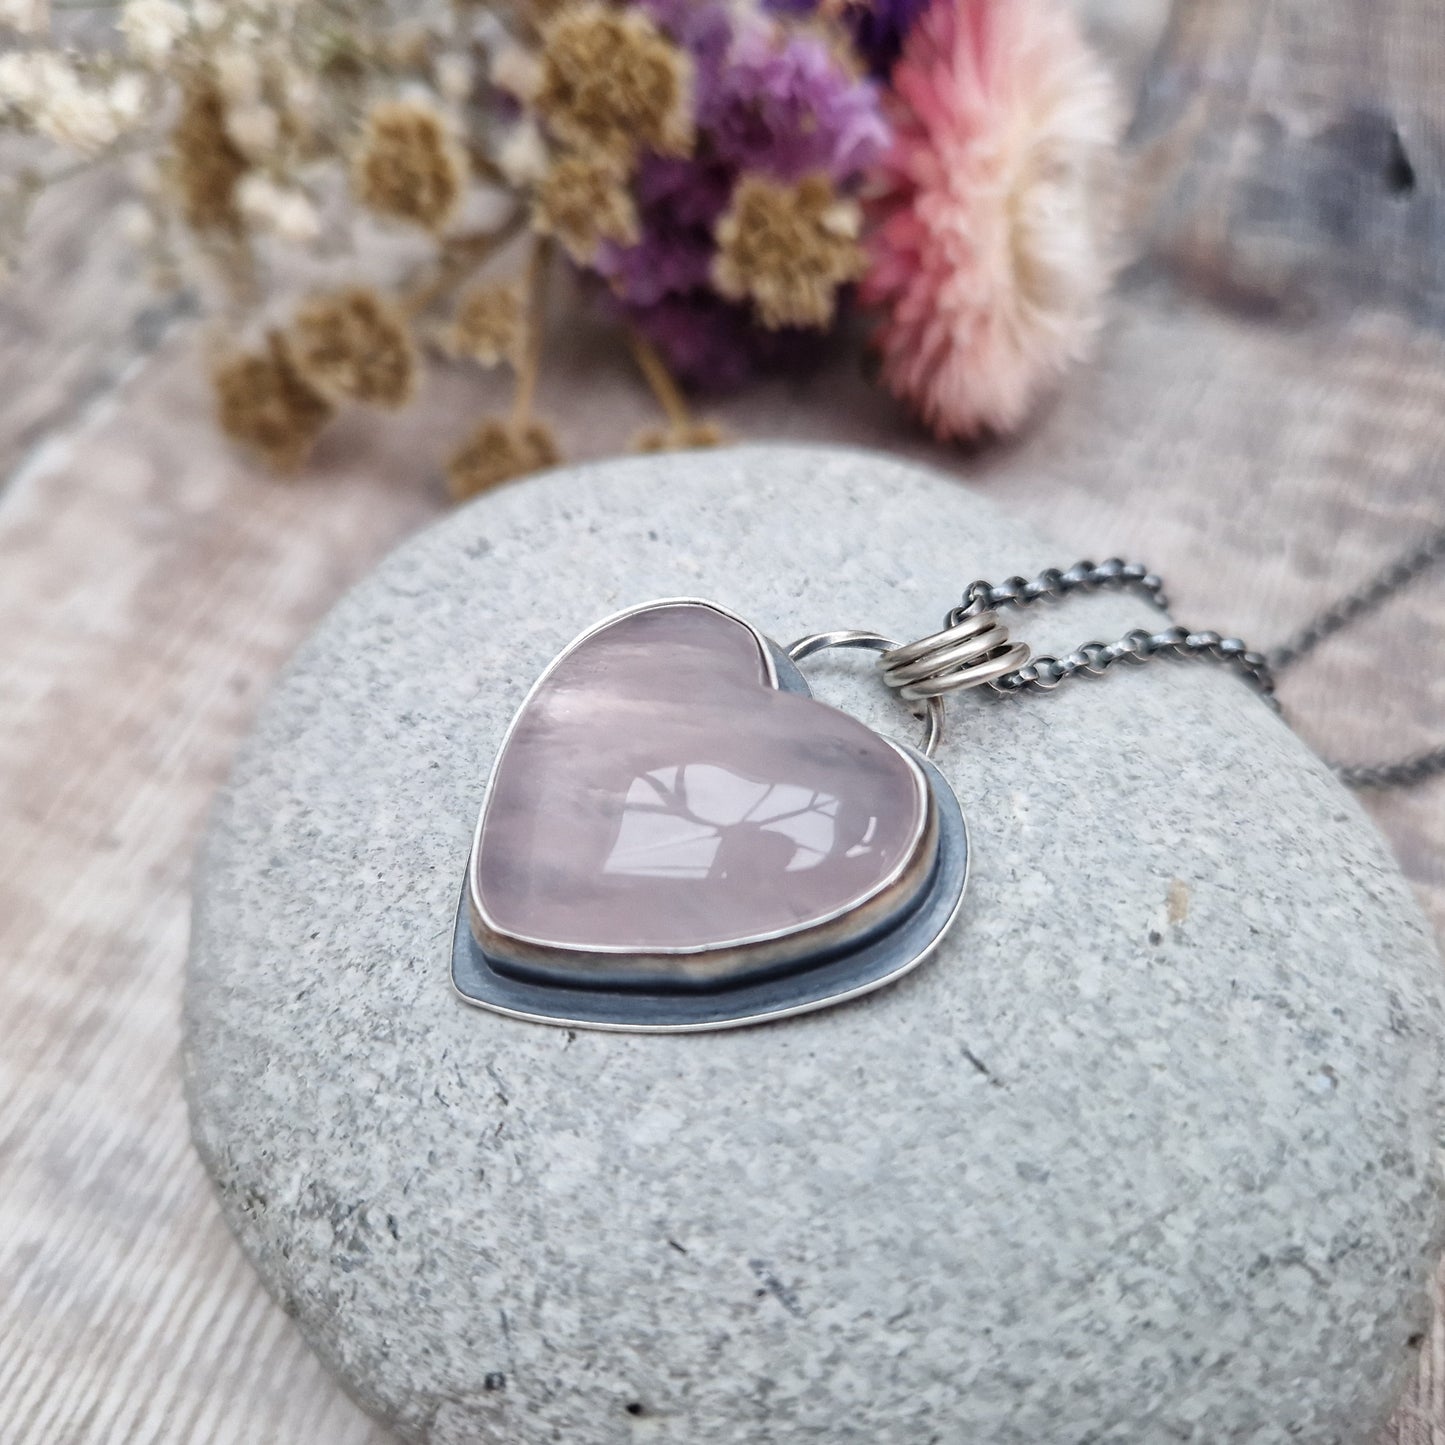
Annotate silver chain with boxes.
[948,534,1445,791]
[1266,524,1445,670]
[954,561,1278,705]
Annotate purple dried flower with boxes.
[573,4,888,394]
[597,231,715,308]
[621,291,823,392]
[623,293,759,391]
[699,22,890,184]
[845,0,932,76]
[636,153,734,229]
[595,155,733,307]
[636,0,734,93]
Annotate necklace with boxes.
[451,527,1444,1032]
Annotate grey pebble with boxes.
[186,446,1445,1444]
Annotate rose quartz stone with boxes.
[471,602,929,967]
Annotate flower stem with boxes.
[463,143,507,187]
[626,326,692,430]
[511,234,552,427]
[401,210,528,318]
[204,230,260,316]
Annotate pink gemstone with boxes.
[470,601,934,988]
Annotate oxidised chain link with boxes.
[988,624,1278,705]
[956,545,1444,790]
[1334,748,1445,790]
[1267,523,1445,670]
[956,560,1277,706]
[953,557,1170,617]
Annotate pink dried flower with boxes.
[861,0,1122,440]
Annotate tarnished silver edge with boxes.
[451,748,968,1033]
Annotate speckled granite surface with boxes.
[185,447,1445,1444]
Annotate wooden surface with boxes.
[2,1,1444,1441]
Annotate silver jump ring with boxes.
[882,623,1012,686]
[896,642,1032,699]
[880,609,999,667]
[880,611,1032,701]
[786,630,945,759]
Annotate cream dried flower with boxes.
[213,333,334,473]
[225,101,281,161]
[0,0,48,36]
[278,64,319,128]
[446,282,524,368]
[40,77,123,151]
[0,52,131,152]
[534,3,692,160]
[435,53,474,105]
[290,287,417,408]
[237,174,320,243]
[533,151,638,263]
[213,49,262,105]
[496,118,549,187]
[108,74,146,129]
[120,0,189,66]
[713,173,864,330]
[490,43,541,102]
[118,200,156,246]
[353,100,467,232]
[0,51,42,112]
[446,418,561,501]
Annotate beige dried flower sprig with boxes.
[625,327,724,456]
[353,101,467,232]
[632,420,725,454]
[534,3,693,161]
[532,152,638,263]
[290,287,417,408]
[446,418,561,501]
[446,282,525,368]
[173,76,250,232]
[0,0,1125,490]
[445,235,566,500]
[213,333,334,474]
[713,174,865,330]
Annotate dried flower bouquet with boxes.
[0,0,1123,494]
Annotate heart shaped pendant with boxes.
[452,600,968,1030]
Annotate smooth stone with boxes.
[472,599,929,970]
[185,445,1445,1445]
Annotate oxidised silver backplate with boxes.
[451,749,966,1031]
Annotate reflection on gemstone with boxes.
[605,763,858,879]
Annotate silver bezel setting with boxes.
[451,599,970,1031]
